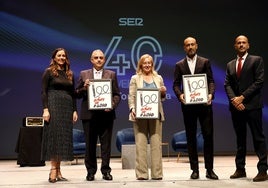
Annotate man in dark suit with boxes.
[173,37,218,180]
[76,49,121,181]
[224,35,268,182]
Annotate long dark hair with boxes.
[49,48,73,80]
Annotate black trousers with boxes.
[182,104,214,171]
[231,108,268,172]
[82,116,114,175]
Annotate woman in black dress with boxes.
[41,48,78,183]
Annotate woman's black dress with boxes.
[41,68,76,161]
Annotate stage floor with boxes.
[1,156,267,188]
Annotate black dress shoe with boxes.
[56,176,68,181]
[152,177,162,180]
[206,170,219,180]
[137,177,148,180]
[103,172,113,180]
[190,170,199,179]
[86,174,95,181]
[253,172,268,182]
[230,169,246,179]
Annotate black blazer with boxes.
[173,56,215,102]
[75,69,121,120]
[224,54,264,111]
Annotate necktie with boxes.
[237,57,243,78]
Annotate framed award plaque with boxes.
[182,73,208,104]
[87,79,112,110]
[135,88,160,119]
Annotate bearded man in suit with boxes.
[173,37,218,180]
[224,35,268,182]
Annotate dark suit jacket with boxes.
[173,56,215,102]
[224,54,264,111]
[76,69,121,120]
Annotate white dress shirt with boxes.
[93,68,103,79]
[186,54,197,75]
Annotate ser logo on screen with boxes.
[118,17,143,26]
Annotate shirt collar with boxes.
[186,54,197,62]
[237,53,248,60]
[93,68,103,73]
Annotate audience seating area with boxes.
[15,126,204,166]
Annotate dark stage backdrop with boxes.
[1,0,267,159]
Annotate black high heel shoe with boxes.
[56,168,68,181]
[48,168,57,183]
